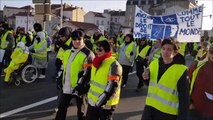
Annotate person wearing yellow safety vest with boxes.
[3,42,29,83]
[29,31,47,79]
[90,30,107,54]
[55,27,72,77]
[108,36,119,59]
[118,34,136,88]
[178,42,187,56]
[187,44,213,120]
[148,38,161,64]
[116,31,125,45]
[86,40,122,120]
[25,31,33,46]
[55,30,95,120]
[15,27,25,44]
[195,41,208,61]
[0,23,15,75]
[142,39,189,120]
[135,38,151,92]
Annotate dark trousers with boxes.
[86,104,114,120]
[142,105,177,120]
[188,109,213,120]
[55,58,62,75]
[55,93,85,120]
[121,65,132,85]
[136,62,149,89]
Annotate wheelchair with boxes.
[10,56,38,86]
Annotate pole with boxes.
[27,6,29,32]
[60,0,63,28]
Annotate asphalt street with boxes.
[0,52,194,120]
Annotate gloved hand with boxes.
[31,49,35,53]
[130,51,134,56]
[56,76,62,90]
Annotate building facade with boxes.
[84,11,111,33]
[7,12,35,32]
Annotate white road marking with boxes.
[0,96,57,118]
[0,71,137,118]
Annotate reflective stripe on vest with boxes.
[62,49,87,88]
[1,31,13,49]
[88,57,121,106]
[146,60,187,115]
[136,45,151,58]
[33,40,47,60]
[153,49,161,60]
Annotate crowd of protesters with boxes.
[1,21,213,120]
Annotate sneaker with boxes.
[38,75,46,79]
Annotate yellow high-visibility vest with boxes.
[146,60,187,115]
[1,30,14,49]
[88,57,121,106]
[56,38,72,61]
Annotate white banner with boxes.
[133,5,203,42]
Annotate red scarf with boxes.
[93,52,112,69]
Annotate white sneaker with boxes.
[38,75,46,79]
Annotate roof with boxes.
[109,11,125,16]
[63,7,77,11]
[20,5,34,10]
[91,12,105,18]
[4,5,33,10]
[64,21,98,31]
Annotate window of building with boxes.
[115,18,118,22]
[148,0,154,5]
[127,1,131,5]
[130,1,133,5]
[96,20,99,25]
[111,17,113,21]
[107,21,110,25]
[141,0,146,4]
[101,20,104,25]
[133,1,138,5]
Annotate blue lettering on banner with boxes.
[133,5,203,42]
[179,28,201,35]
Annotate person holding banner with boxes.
[142,38,189,120]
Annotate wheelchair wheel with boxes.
[21,64,38,83]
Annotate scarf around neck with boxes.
[93,52,112,69]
